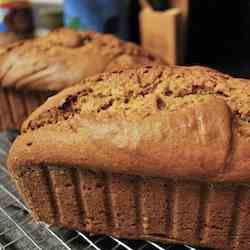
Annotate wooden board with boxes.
[140,7,181,64]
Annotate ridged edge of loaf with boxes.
[0,88,48,131]
[12,164,250,250]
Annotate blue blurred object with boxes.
[64,0,131,40]
[0,8,8,32]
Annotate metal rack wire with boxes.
[0,131,199,250]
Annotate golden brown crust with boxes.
[0,28,162,92]
[7,65,250,182]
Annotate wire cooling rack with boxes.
[0,131,202,250]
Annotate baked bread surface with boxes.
[0,28,162,92]
[8,65,250,182]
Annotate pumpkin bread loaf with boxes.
[8,65,250,250]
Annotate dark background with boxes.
[186,0,250,78]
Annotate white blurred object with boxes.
[31,0,62,4]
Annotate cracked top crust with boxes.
[8,65,250,183]
[0,28,162,92]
